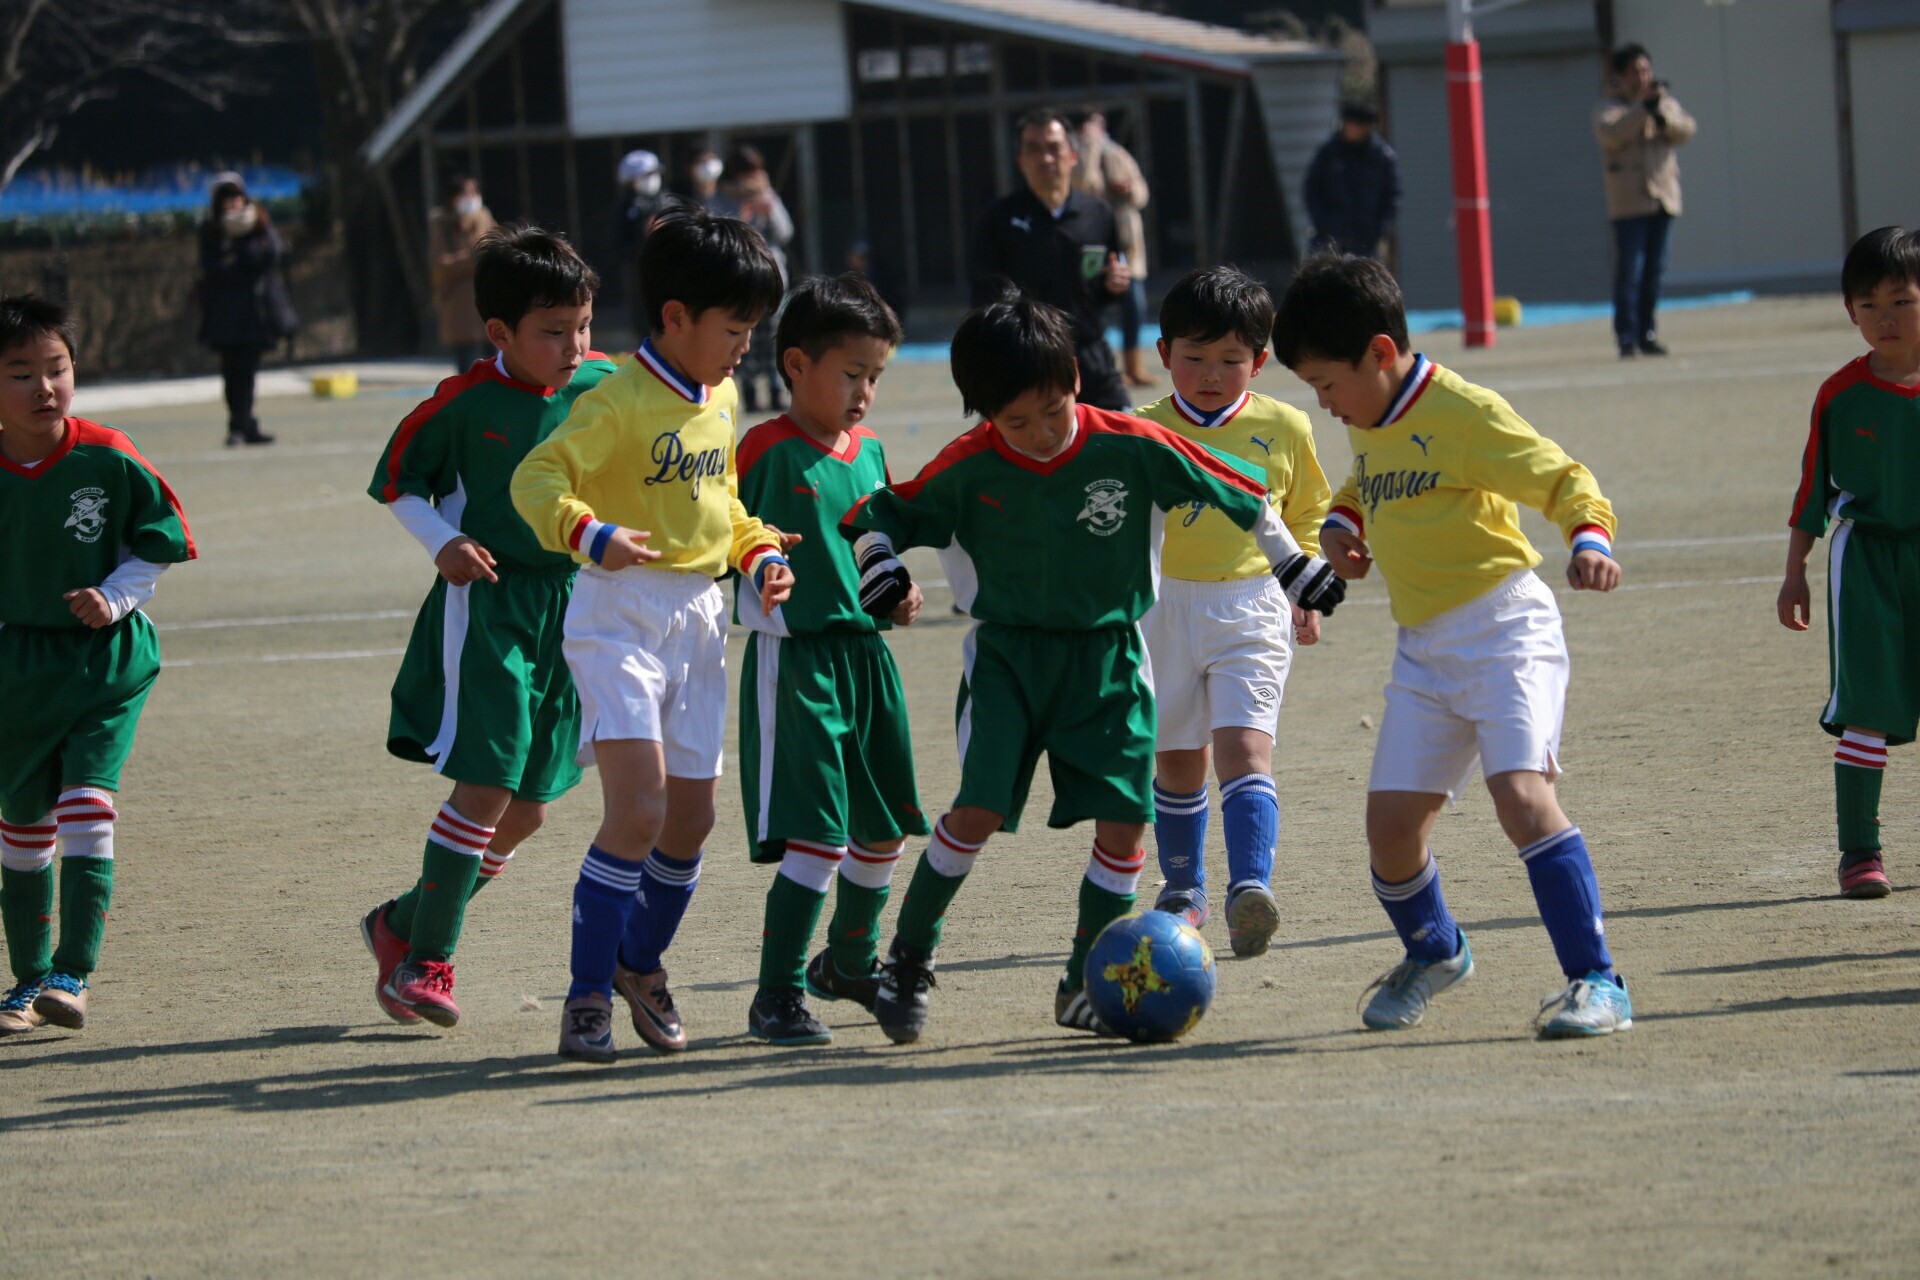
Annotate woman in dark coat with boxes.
[198,172,296,446]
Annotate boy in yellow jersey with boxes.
[1136,267,1331,956]
[1274,254,1632,1039]
[512,203,792,1063]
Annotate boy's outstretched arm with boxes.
[1778,527,1819,631]
[1321,470,1373,580]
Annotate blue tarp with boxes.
[0,166,309,218]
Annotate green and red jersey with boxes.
[1792,356,1920,536]
[0,417,195,629]
[370,354,617,570]
[735,415,892,635]
[843,403,1270,630]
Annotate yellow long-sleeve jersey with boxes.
[1325,356,1616,626]
[1136,389,1330,579]
[510,342,780,580]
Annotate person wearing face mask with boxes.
[430,174,499,370]
[687,149,727,211]
[616,150,666,341]
[196,172,296,446]
[716,146,794,414]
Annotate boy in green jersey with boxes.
[841,291,1346,1041]
[1780,227,1920,899]
[360,227,616,1028]
[735,274,929,1045]
[0,295,196,1036]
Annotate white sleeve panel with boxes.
[389,493,465,561]
[97,558,169,624]
[1249,502,1304,568]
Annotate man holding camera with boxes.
[1594,43,1696,359]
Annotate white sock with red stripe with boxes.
[841,841,901,890]
[479,848,514,882]
[1834,729,1888,857]
[0,812,56,873]
[779,839,845,893]
[1085,840,1147,896]
[54,788,117,861]
[429,802,496,858]
[1835,729,1888,771]
[925,820,985,878]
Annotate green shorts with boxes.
[388,565,582,801]
[955,623,1155,833]
[1824,525,1920,745]
[739,628,928,862]
[0,614,159,823]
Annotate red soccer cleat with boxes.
[385,958,461,1028]
[360,900,421,1024]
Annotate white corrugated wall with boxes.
[563,0,852,135]
[1846,26,1920,233]
[1250,60,1343,258]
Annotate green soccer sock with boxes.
[894,852,969,953]
[827,879,891,975]
[387,860,499,944]
[0,864,54,984]
[1065,877,1137,990]
[759,873,828,991]
[1836,760,1885,853]
[50,856,113,979]
[406,843,483,961]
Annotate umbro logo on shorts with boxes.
[1251,684,1277,710]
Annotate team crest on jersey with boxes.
[65,488,108,543]
[1077,478,1129,536]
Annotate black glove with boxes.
[1274,552,1345,615]
[854,533,912,618]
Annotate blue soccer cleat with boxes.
[1359,935,1473,1030]
[1535,971,1633,1039]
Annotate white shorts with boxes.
[1143,575,1293,751]
[1368,568,1568,799]
[563,565,729,779]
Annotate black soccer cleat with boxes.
[805,949,882,1012]
[873,938,936,1044]
[748,986,833,1046]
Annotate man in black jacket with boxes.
[971,109,1133,411]
[1303,103,1402,260]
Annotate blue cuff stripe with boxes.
[752,554,788,591]
[588,522,617,565]
[1571,533,1612,558]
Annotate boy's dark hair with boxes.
[773,273,904,390]
[950,286,1077,418]
[1158,266,1275,353]
[472,225,599,328]
[1014,106,1075,143]
[637,198,785,334]
[1271,252,1410,368]
[1841,226,1920,301]
[1609,43,1650,75]
[1339,101,1380,126]
[0,293,78,359]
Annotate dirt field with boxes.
[3,297,1915,1278]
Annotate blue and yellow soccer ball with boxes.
[1083,911,1216,1042]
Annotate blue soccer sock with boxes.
[619,849,703,974]
[569,845,645,1000]
[1372,853,1460,963]
[1519,826,1615,983]
[1152,782,1208,895]
[1220,772,1278,892]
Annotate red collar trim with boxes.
[1854,355,1920,400]
[0,418,79,477]
[488,352,556,397]
[987,403,1092,475]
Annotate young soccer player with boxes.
[360,227,616,1028]
[0,294,195,1036]
[1273,253,1631,1039]
[1136,266,1332,955]
[841,290,1346,1042]
[513,203,793,1063]
[734,274,930,1045]
[1779,226,1920,899]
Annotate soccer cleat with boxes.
[558,993,617,1063]
[1225,884,1281,958]
[1153,887,1211,930]
[1358,935,1474,1030]
[1535,971,1634,1039]
[804,949,881,1012]
[32,972,89,1030]
[1054,981,1119,1037]
[384,958,460,1028]
[1839,853,1893,899]
[612,963,687,1052]
[873,938,936,1044]
[748,987,833,1046]
[360,900,422,1024]
[0,979,47,1036]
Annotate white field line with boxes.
[162,647,406,669]
[156,608,414,632]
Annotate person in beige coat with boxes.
[428,174,498,370]
[1594,43,1696,358]
[1076,111,1155,387]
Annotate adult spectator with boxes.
[686,147,726,210]
[718,145,795,413]
[615,149,665,340]
[1302,102,1401,260]
[972,108,1132,411]
[197,172,295,447]
[428,173,496,370]
[1594,43,1696,358]
[1074,110,1154,388]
